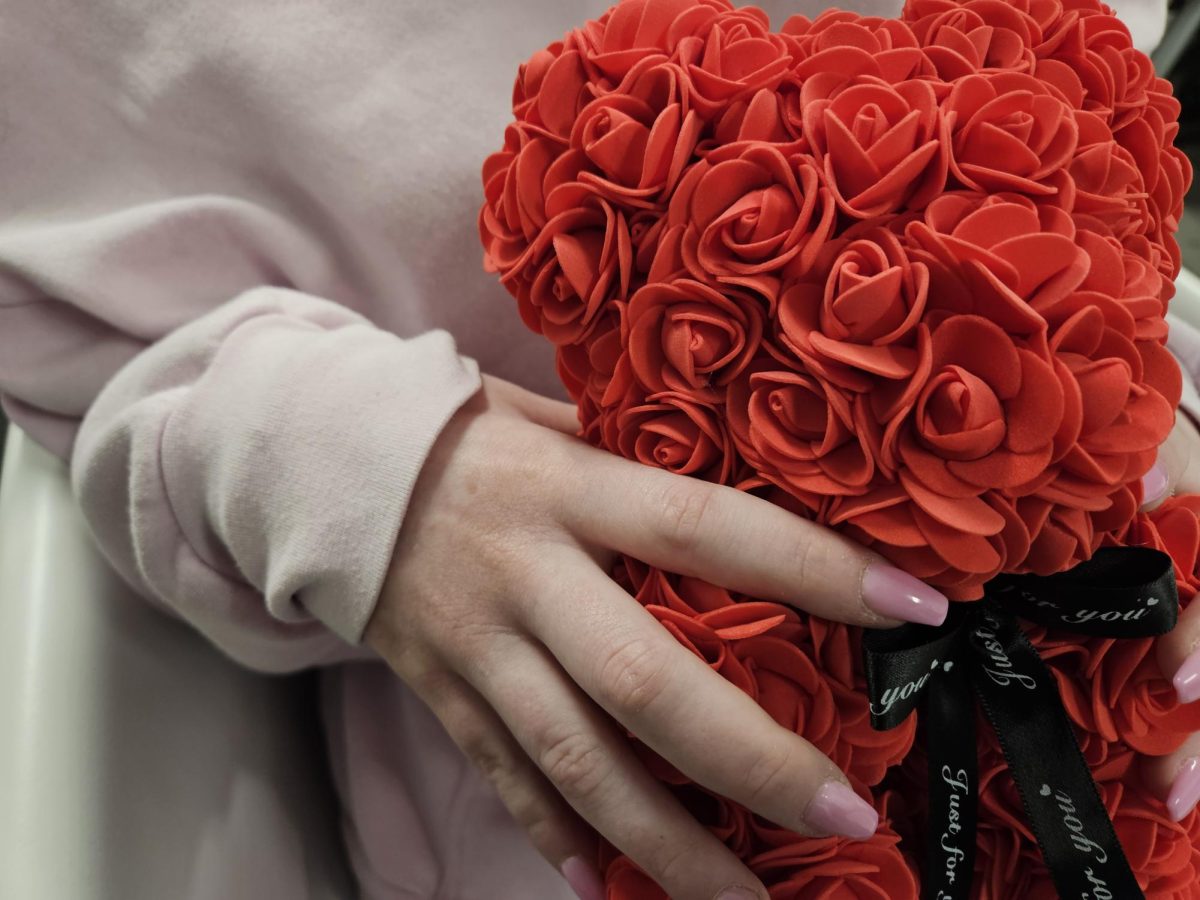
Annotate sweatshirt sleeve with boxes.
[65,289,480,671]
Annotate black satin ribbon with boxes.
[865,547,1178,900]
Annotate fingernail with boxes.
[862,563,949,627]
[716,887,762,900]
[561,856,605,900]
[1168,757,1200,821]
[804,780,879,840]
[1175,646,1200,704]
[1142,461,1170,507]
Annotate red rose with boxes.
[569,92,702,206]
[734,635,841,759]
[782,11,931,84]
[557,307,626,411]
[515,186,636,345]
[672,6,796,119]
[479,135,637,346]
[728,361,876,498]
[840,313,1063,594]
[1069,127,1148,241]
[625,278,764,399]
[906,192,1087,333]
[1073,224,1168,342]
[1036,6,1155,131]
[611,390,735,483]
[569,0,731,82]
[516,46,597,140]
[1040,631,1200,756]
[907,0,1043,78]
[941,71,1078,197]
[512,40,570,125]
[777,225,929,395]
[664,145,835,302]
[479,131,584,275]
[800,72,947,218]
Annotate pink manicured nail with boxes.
[716,887,762,900]
[863,563,949,627]
[1175,646,1200,704]
[1168,758,1200,822]
[561,856,605,900]
[804,780,879,840]
[1142,461,1170,507]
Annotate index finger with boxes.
[555,441,949,629]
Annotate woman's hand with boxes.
[1138,413,1200,821]
[365,375,949,900]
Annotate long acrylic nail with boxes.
[1142,461,1170,507]
[561,856,605,900]
[1175,647,1200,704]
[804,780,879,840]
[1168,758,1200,822]
[862,563,949,627]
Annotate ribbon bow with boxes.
[865,547,1179,900]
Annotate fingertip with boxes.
[803,779,879,841]
[1168,757,1200,822]
[862,563,949,628]
[1174,645,1200,705]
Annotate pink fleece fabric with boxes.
[0,0,1179,896]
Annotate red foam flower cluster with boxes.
[479,0,1192,895]
[481,0,1190,598]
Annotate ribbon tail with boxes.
[921,666,977,900]
[968,606,1144,900]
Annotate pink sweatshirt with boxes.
[0,0,1185,897]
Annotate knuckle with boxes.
[538,730,610,803]
[595,635,673,717]
[459,729,510,787]
[789,533,817,587]
[741,742,796,810]
[654,479,715,550]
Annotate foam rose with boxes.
[907,0,1042,78]
[776,225,929,399]
[941,71,1078,197]
[664,144,835,301]
[799,71,946,218]
[727,359,877,497]
[610,390,735,482]
[625,277,763,398]
[1034,630,1200,756]
[781,10,931,84]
